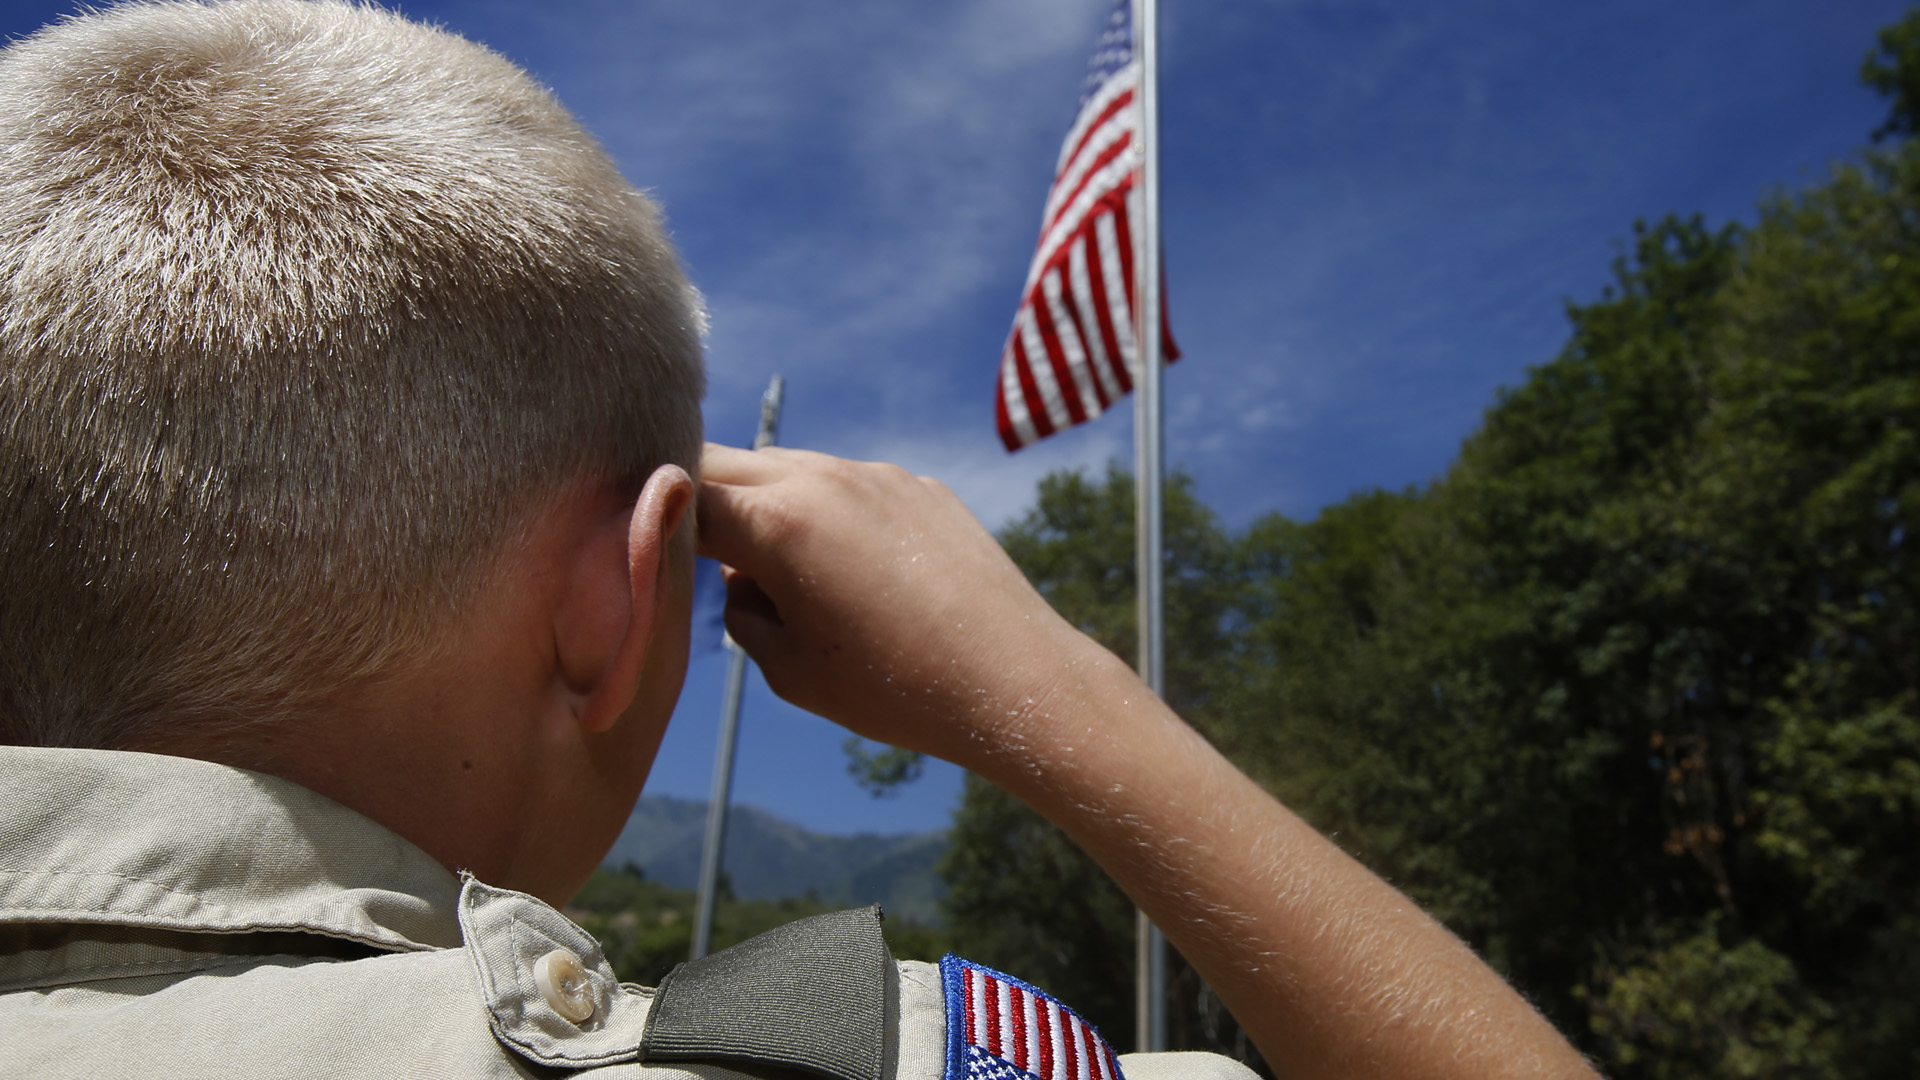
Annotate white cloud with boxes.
[430,0,1897,537]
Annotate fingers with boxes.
[681,441,1104,766]
[697,444,823,571]
[701,441,833,486]
[694,447,811,674]
[700,442,776,485]
[694,474,755,569]
[718,568,785,661]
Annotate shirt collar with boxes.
[0,745,462,952]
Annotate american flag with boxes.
[942,956,1126,1080]
[996,0,1178,452]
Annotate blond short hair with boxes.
[0,1,706,748]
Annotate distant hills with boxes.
[603,795,949,925]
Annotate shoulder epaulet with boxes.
[642,905,890,1080]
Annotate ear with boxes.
[556,464,696,734]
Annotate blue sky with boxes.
[3,0,1909,836]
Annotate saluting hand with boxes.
[696,441,1601,1080]
[695,442,1117,774]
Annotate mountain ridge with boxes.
[604,794,948,924]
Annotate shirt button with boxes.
[533,947,596,1023]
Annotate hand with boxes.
[696,444,1599,1080]
[695,443,1109,769]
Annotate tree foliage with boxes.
[938,467,1255,1062]
[938,12,1920,1077]
[843,737,926,796]
[570,865,949,987]
[1865,6,1920,141]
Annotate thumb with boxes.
[697,478,808,680]
[718,567,787,666]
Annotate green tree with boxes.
[843,738,926,796]
[1684,122,1920,1074]
[1864,6,1920,140]
[938,466,1259,1064]
[1222,66,1920,1078]
[939,775,1137,1041]
[934,14,1920,1078]
[1583,917,1838,1078]
[571,866,949,986]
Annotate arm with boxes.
[695,444,1596,1080]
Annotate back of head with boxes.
[0,0,705,748]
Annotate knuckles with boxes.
[733,488,815,554]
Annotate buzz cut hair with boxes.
[0,0,706,748]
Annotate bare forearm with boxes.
[968,641,1596,1080]
[695,446,1595,1080]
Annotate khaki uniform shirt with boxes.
[0,746,1253,1080]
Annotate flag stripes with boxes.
[999,186,1160,451]
[948,957,1122,1080]
[996,0,1177,453]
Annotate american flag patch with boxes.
[941,955,1126,1080]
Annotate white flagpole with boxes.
[1131,0,1169,1055]
[690,374,786,960]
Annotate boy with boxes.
[0,4,1592,1079]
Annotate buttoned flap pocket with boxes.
[460,874,653,1068]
